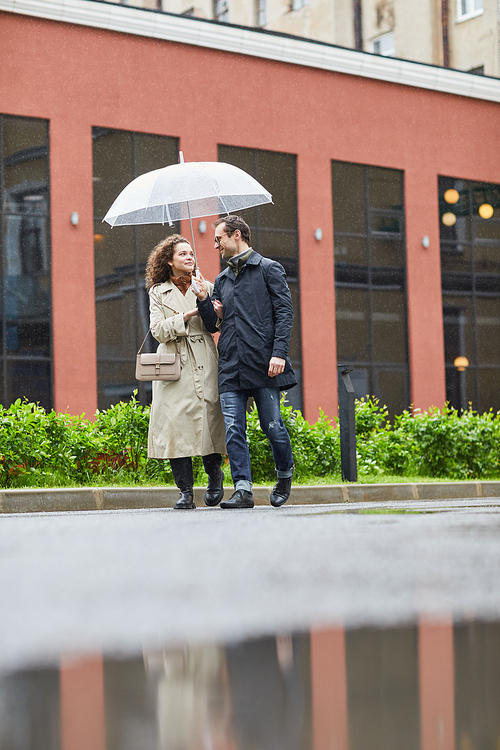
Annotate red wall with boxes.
[1,11,499,418]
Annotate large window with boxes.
[0,115,52,409]
[332,161,409,417]
[93,128,178,410]
[440,176,500,412]
[218,145,303,412]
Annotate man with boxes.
[195,215,296,509]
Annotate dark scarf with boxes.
[171,273,192,296]
[226,248,254,276]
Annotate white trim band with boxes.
[2,0,500,103]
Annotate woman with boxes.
[146,234,226,509]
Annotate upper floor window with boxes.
[457,0,483,21]
[213,0,229,22]
[291,0,308,10]
[255,0,266,27]
[372,31,395,57]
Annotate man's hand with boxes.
[268,356,286,377]
[213,300,223,319]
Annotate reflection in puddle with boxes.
[1,620,500,749]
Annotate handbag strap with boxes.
[137,328,180,356]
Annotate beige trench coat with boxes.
[147,280,226,459]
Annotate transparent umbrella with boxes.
[103,152,272,264]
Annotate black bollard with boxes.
[337,363,357,482]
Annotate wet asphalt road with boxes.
[1,498,500,671]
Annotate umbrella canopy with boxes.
[103,155,273,228]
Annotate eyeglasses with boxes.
[214,232,229,246]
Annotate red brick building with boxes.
[1,0,499,420]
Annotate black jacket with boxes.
[197,251,297,393]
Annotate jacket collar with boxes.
[219,250,262,280]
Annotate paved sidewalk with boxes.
[1,480,500,513]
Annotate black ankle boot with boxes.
[170,457,195,510]
[202,453,224,507]
[174,490,195,510]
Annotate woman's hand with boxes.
[213,300,224,320]
[183,308,199,323]
[192,273,208,301]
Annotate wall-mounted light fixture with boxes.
[198,220,207,234]
[441,212,456,227]
[479,203,494,219]
[70,212,79,226]
[454,356,469,372]
[422,235,430,248]
[314,228,322,241]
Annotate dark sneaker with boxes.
[270,475,293,507]
[220,489,254,509]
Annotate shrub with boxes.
[2,392,500,488]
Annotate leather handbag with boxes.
[135,329,181,381]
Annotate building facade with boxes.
[0,0,500,421]
[107,0,500,78]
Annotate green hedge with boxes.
[1,393,500,488]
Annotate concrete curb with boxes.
[0,481,499,513]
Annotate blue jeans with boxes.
[219,388,294,492]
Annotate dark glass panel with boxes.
[349,367,371,400]
[94,222,134,280]
[256,230,297,262]
[475,221,500,242]
[6,359,51,410]
[335,264,369,286]
[440,215,471,246]
[3,117,49,215]
[445,365,461,410]
[442,299,474,365]
[370,238,404,268]
[95,289,137,362]
[97,360,140,411]
[454,621,500,750]
[477,368,500,412]
[92,129,133,218]
[136,223,179,266]
[134,132,177,176]
[370,214,401,235]
[371,267,405,287]
[256,151,296,230]
[466,365,476,409]
[475,298,500,365]
[375,369,407,419]
[473,242,500,273]
[288,281,301,363]
[441,244,473,293]
[335,287,370,361]
[218,144,255,176]
[346,626,420,750]
[332,162,366,234]
[367,166,403,211]
[218,146,259,232]
[3,216,51,356]
[471,182,500,218]
[334,236,366,266]
[372,290,406,363]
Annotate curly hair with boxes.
[145,234,191,289]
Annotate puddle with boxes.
[1,619,499,750]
